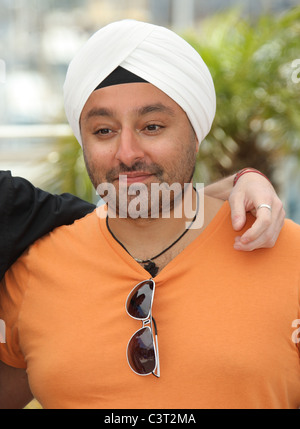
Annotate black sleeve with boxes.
[0,171,96,280]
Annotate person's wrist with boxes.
[233,168,272,187]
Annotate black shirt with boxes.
[0,171,95,280]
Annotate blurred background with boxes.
[0,0,300,222]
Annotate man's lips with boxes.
[115,173,154,183]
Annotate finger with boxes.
[233,203,273,250]
[234,229,276,251]
[241,205,273,243]
[228,192,247,231]
[234,203,285,251]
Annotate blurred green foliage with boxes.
[42,136,94,202]
[190,7,300,186]
[42,7,300,201]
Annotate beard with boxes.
[83,139,196,219]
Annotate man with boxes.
[0,20,299,409]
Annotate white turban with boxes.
[63,19,216,147]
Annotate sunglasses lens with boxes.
[126,280,154,319]
[127,327,156,375]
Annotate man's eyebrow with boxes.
[84,103,176,122]
[136,103,176,117]
[84,107,115,122]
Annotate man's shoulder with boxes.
[35,208,99,244]
[10,209,100,273]
[282,218,300,238]
[261,218,300,266]
[22,208,98,258]
[280,218,300,248]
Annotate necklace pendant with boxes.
[143,261,159,277]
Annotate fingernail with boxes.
[234,244,242,251]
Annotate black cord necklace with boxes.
[106,188,199,277]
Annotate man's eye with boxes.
[95,128,112,135]
[145,125,162,132]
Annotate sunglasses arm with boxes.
[152,333,160,378]
[151,316,160,378]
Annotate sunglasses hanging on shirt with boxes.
[125,279,160,377]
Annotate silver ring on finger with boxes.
[257,204,272,212]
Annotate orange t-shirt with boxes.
[0,202,300,409]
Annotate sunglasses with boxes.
[125,279,160,378]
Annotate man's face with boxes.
[80,82,198,215]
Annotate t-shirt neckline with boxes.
[97,201,230,279]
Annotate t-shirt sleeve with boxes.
[0,171,95,280]
[0,254,29,369]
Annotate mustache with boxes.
[106,161,164,182]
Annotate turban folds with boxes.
[63,19,216,147]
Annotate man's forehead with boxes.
[84,103,176,121]
[81,84,180,121]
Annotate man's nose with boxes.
[115,128,145,167]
